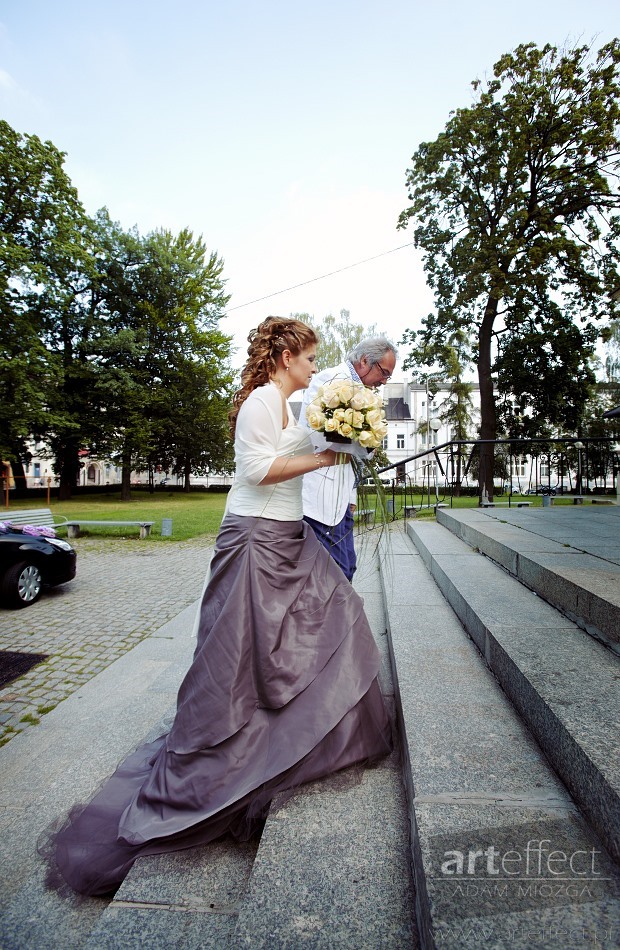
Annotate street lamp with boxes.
[574,441,584,495]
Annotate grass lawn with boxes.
[3,490,228,542]
[2,488,574,541]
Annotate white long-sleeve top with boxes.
[227,382,314,521]
[300,362,357,527]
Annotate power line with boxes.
[226,242,415,312]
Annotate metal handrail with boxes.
[373,436,620,513]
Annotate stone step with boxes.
[437,507,620,654]
[233,559,417,947]
[380,526,620,947]
[404,520,620,865]
[88,554,418,948]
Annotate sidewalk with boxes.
[0,537,213,745]
[0,538,211,947]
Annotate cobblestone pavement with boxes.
[0,537,214,747]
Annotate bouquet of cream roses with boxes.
[305,379,388,453]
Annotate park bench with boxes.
[355,508,374,525]
[1,508,68,529]
[481,501,532,508]
[2,508,154,539]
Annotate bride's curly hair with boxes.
[229,316,318,436]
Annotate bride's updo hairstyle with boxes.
[229,316,317,435]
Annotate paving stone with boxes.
[0,537,213,746]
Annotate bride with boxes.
[46,316,392,896]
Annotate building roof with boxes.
[385,397,411,421]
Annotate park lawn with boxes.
[3,490,228,542]
[3,489,553,542]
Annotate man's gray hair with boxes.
[346,336,398,366]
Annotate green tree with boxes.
[0,120,91,489]
[298,309,378,368]
[90,218,232,499]
[398,41,620,499]
[154,358,235,491]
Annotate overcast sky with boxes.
[2,1,619,377]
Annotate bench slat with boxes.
[3,508,67,526]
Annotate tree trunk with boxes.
[184,457,191,493]
[8,456,28,498]
[121,445,132,501]
[58,441,81,501]
[478,295,499,502]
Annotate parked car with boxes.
[361,476,392,487]
[525,484,556,496]
[0,525,77,609]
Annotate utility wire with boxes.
[226,242,415,312]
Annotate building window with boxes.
[397,433,405,449]
[382,437,388,450]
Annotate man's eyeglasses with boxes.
[375,362,392,381]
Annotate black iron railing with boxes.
[374,437,620,512]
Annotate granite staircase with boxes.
[2,508,619,949]
[380,506,620,948]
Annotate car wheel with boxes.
[1,560,43,608]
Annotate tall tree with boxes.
[398,41,620,499]
[90,219,232,499]
[0,120,91,489]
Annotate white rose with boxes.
[338,423,353,438]
[349,389,367,410]
[324,417,338,432]
[358,430,377,448]
[306,410,326,430]
[322,387,342,410]
[365,408,383,428]
[336,381,354,404]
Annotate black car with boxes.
[524,484,556,496]
[0,525,77,608]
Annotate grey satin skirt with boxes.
[47,514,392,895]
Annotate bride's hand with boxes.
[320,449,350,467]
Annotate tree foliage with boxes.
[298,309,378,368]
[0,119,90,480]
[398,40,620,498]
[0,121,234,498]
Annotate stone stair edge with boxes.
[379,528,620,948]
[436,507,620,653]
[404,519,620,869]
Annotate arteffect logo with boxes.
[440,838,603,880]
[430,822,615,912]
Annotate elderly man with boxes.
[300,336,397,580]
